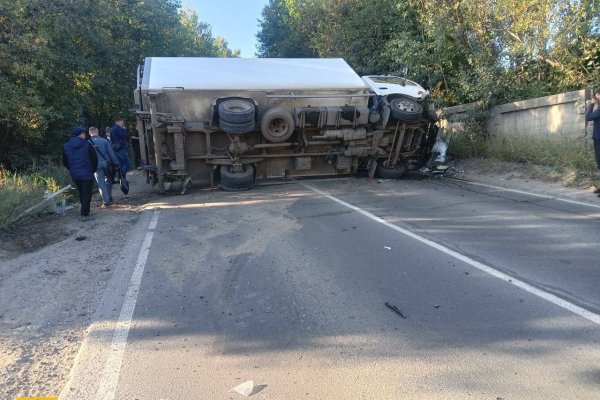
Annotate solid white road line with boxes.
[304,184,600,326]
[447,178,600,210]
[94,210,160,400]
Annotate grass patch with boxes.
[447,133,489,159]
[0,162,72,228]
[449,133,600,188]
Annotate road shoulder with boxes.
[0,172,155,399]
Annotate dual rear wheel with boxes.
[220,164,254,191]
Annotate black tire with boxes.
[219,118,255,135]
[220,164,254,191]
[260,108,295,142]
[388,96,423,122]
[218,99,255,123]
[424,106,438,122]
[376,162,407,179]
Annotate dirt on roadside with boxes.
[0,171,158,399]
[446,158,600,203]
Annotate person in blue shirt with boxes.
[63,127,98,219]
[585,88,600,196]
[110,118,130,186]
[89,126,120,207]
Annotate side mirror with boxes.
[398,64,409,77]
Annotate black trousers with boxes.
[595,139,600,170]
[75,179,94,216]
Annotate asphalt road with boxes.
[63,176,600,400]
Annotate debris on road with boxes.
[229,380,267,397]
[230,380,254,397]
[384,246,392,250]
[420,165,450,175]
[431,165,450,175]
[75,236,87,241]
[385,302,407,319]
[44,269,66,276]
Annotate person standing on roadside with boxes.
[88,126,119,207]
[111,118,130,185]
[63,127,98,219]
[585,88,600,196]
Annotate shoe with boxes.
[100,203,110,208]
[80,214,94,221]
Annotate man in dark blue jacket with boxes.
[110,118,130,187]
[63,127,98,218]
[585,88,600,195]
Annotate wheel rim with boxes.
[391,98,418,113]
[267,118,289,138]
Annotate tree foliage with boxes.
[256,0,317,58]
[0,0,237,169]
[256,0,600,106]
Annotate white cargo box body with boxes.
[141,57,369,92]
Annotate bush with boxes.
[448,133,489,159]
[445,105,490,159]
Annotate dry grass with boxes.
[449,133,600,189]
[0,163,71,228]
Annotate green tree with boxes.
[0,0,58,168]
[256,0,317,57]
[255,0,599,106]
[214,37,242,58]
[0,0,237,169]
[299,0,411,75]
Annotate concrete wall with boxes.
[441,89,595,139]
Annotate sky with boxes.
[184,0,269,58]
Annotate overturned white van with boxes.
[133,57,438,192]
